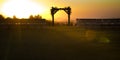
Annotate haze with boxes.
[0,0,120,22]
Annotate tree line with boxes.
[0,14,42,20]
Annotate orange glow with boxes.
[0,0,120,21]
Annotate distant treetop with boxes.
[0,15,5,20]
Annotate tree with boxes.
[29,15,34,20]
[34,15,42,20]
[0,15,5,20]
[29,14,42,20]
[6,17,12,20]
[13,15,17,19]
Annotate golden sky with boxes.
[0,0,120,22]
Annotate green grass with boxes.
[0,25,120,60]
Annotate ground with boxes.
[0,25,120,60]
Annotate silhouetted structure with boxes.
[51,7,71,26]
[76,18,120,29]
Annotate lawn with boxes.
[0,25,120,60]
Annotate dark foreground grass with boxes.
[0,25,120,60]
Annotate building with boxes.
[76,18,120,28]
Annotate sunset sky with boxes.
[0,0,120,22]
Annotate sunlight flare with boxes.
[1,0,46,18]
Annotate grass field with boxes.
[0,25,120,60]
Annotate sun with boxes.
[1,0,46,18]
